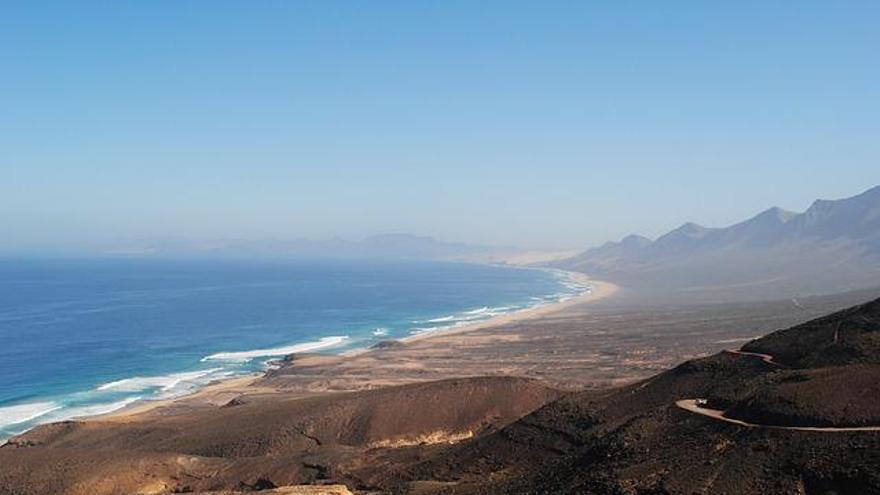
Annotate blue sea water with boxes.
[0,258,588,439]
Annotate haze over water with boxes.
[0,258,587,439]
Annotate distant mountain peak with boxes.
[750,206,797,224]
[805,198,833,212]
[659,222,712,241]
[853,184,880,199]
[557,186,880,301]
[808,185,880,209]
[864,184,880,194]
[620,234,651,247]
[681,221,713,233]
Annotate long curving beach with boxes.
[400,272,617,344]
[97,273,618,422]
[0,260,592,439]
[6,276,877,495]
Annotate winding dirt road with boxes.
[675,399,880,432]
[677,350,880,432]
[723,349,783,367]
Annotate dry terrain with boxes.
[2,287,880,494]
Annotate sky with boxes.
[2,1,879,252]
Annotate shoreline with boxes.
[94,271,616,422]
[401,271,615,344]
[95,373,265,421]
[339,270,616,356]
[4,268,614,436]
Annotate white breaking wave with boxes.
[59,397,143,420]
[424,315,456,323]
[485,305,514,312]
[410,326,445,333]
[201,335,349,362]
[409,304,532,336]
[0,397,142,436]
[407,270,592,339]
[465,306,490,315]
[410,320,477,335]
[416,305,518,325]
[96,368,225,392]
[0,401,61,428]
[373,328,388,336]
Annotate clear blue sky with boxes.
[2,1,878,252]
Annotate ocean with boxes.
[0,258,588,439]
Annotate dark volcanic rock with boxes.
[724,365,880,427]
[222,397,248,408]
[387,297,880,494]
[742,296,880,367]
[4,299,880,494]
[370,340,407,350]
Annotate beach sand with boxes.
[99,273,862,423]
[8,284,876,495]
[400,273,617,344]
[97,274,617,421]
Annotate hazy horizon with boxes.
[3,3,879,253]
[5,184,879,260]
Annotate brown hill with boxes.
[3,298,880,494]
[741,296,880,367]
[0,377,560,495]
[390,297,880,494]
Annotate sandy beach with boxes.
[7,282,875,495]
[96,273,617,422]
[400,272,617,344]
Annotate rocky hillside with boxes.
[741,296,880,367]
[391,296,880,494]
[0,377,560,495]
[3,299,880,494]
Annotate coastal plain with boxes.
[2,284,880,494]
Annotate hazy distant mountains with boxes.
[107,233,513,263]
[557,186,880,302]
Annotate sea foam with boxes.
[0,401,61,428]
[96,368,225,392]
[1,263,589,439]
[201,335,349,362]
[425,315,457,323]
[465,306,490,315]
[59,397,143,420]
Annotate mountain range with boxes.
[556,185,880,302]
